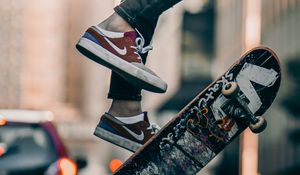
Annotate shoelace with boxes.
[130,29,153,58]
[147,123,161,134]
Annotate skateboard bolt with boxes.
[234,108,244,118]
[225,83,232,90]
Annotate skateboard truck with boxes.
[222,82,267,133]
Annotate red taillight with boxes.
[109,159,123,173]
[0,116,7,126]
[58,158,77,175]
[0,146,5,157]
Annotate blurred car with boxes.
[0,109,87,175]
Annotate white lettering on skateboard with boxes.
[236,63,279,113]
[193,63,278,113]
[197,71,234,109]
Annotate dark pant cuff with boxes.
[107,72,142,101]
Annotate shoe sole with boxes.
[76,38,167,93]
[94,126,141,152]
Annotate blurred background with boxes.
[0,0,300,174]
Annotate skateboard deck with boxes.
[114,47,281,175]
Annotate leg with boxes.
[76,0,183,151]
[98,13,134,33]
[108,99,142,117]
[76,0,183,92]
[115,0,183,44]
[95,70,160,153]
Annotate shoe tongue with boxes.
[124,31,137,41]
[142,112,149,123]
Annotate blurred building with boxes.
[0,0,181,174]
[0,0,300,174]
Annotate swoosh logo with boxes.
[104,37,127,55]
[122,126,144,141]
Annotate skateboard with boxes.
[114,47,281,175]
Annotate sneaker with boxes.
[94,112,160,152]
[76,26,167,93]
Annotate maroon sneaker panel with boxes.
[100,113,154,144]
[86,27,142,63]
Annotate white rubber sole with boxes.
[76,38,167,93]
[94,127,142,152]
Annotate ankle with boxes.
[108,100,142,117]
[98,13,134,32]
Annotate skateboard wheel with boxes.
[249,116,267,133]
[222,82,240,99]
